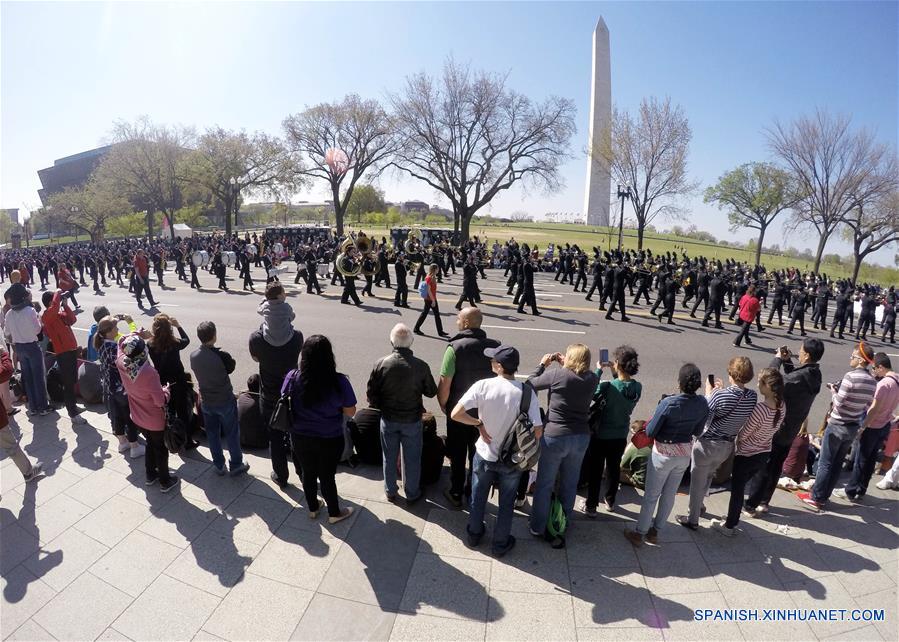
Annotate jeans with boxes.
[15,341,49,413]
[380,418,423,500]
[687,438,734,523]
[1,425,34,477]
[105,390,138,442]
[261,397,303,484]
[746,440,791,509]
[844,422,891,498]
[725,452,769,528]
[811,420,858,504]
[468,452,522,552]
[201,399,244,471]
[140,427,170,483]
[292,434,345,517]
[529,433,590,535]
[55,349,79,416]
[446,418,479,498]
[636,448,690,535]
[585,436,628,509]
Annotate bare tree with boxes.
[766,110,894,273]
[842,183,899,285]
[46,180,131,244]
[599,97,697,249]
[95,117,193,240]
[182,127,297,236]
[283,94,394,236]
[704,162,799,267]
[391,58,576,241]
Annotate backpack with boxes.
[498,383,540,471]
[587,387,608,437]
[45,364,65,403]
[418,281,429,299]
[269,368,297,432]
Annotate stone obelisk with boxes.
[583,17,611,227]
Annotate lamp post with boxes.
[70,206,80,242]
[616,184,631,253]
[227,176,240,236]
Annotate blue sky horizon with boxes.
[1,1,897,264]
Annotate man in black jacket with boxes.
[367,323,437,503]
[745,338,824,514]
[437,307,500,507]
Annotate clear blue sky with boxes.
[2,1,896,262]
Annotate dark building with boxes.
[37,145,112,205]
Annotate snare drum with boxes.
[246,244,258,256]
[191,250,210,267]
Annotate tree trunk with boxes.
[167,210,176,242]
[460,211,471,243]
[637,224,645,250]
[851,240,867,286]
[812,232,828,274]
[754,225,766,268]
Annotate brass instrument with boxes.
[335,237,362,277]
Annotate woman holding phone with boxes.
[526,344,598,547]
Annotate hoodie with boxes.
[257,298,295,347]
[770,356,822,447]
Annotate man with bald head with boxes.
[438,307,501,507]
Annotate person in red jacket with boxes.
[55,262,81,310]
[132,249,158,308]
[733,284,761,348]
[41,290,85,423]
[0,345,44,481]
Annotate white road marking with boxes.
[73,327,90,332]
[482,324,586,335]
[478,287,563,298]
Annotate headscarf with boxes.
[119,334,149,382]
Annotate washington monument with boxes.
[583,16,611,226]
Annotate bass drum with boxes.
[246,244,258,256]
[191,250,209,267]
[222,251,237,267]
[272,242,284,256]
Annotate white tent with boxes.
[171,223,192,239]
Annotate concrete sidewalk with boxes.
[2,407,896,641]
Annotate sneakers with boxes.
[514,497,527,509]
[676,515,698,530]
[23,462,44,482]
[875,479,895,490]
[467,523,485,547]
[583,502,598,518]
[129,444,146,459]
[70,415,87,425]
[145,476,158,486]
[270,471,289,488]
[160,476,180,493]
[603,498,614,511]
[214,465,227,476]
[796,491,822,512]
[229,462,250,477]
[39,409,51,416]
[118,441,131,454]
[493,535,516,558]
[756,503,769,514]
[328,506,354,525]
[742,507,759,519]
[645,526,659,544]
[710,518,735,537]
[777,476,799,490]
[833,488,860,502]
[623,528,644,546]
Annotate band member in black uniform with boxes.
[360,255,375,296]
[786,286,809,336]
[455,256,479,310]
[632,265,652,305]
[881,300,896,343]
[605,261,630,322]
[213,251,228,290]
[393,253,409,307]
[240,249,255,291]
[261,253,275,284]
[656,278,678,324]
[74,253,87,286]
[856,288,878,340]
[767,276,787,325]
[152,250,165,287]
[830,286,849,339]
[689,267,710,318]
[305,249,322,294]
[585,254,603,301]
[598,259,615,311]
[293,247,306,285]
[339,249,362,306]
[189,255,201,289]
[702,269,725,328]
[572,251,588,292]
[516,251,540,315]
[729,278,748,321]
[86,254,102,293]
[374,245,391,288]
[811,281,831,330]
[681,265,697,309]
[506,253,519,295]
[174,245,187,282]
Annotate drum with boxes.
[191,250,209,267]
[246,244,258,257]
[272,242,284,255]
[222,251,237,267]
[317,264,328,277]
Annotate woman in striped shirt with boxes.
[711,368,785,535]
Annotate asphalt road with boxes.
[62,263,891,428]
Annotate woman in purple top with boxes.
[286,335,356,524]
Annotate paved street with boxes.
[1,262,897,641]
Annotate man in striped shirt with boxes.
[799,342,877,511]
[677,356,757,529]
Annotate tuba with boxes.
[335,238,362,277]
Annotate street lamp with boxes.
[228,176,241,235]
[616,184,631,253]
[70,206,80,242]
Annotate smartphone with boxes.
[707,373,715,387]
[599,348,609,364]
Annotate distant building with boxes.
[401,200,430,214]
[37,145,112,205]
[1,208,19,224]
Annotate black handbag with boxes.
[269,368,298,432]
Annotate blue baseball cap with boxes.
[484,344,520,372]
